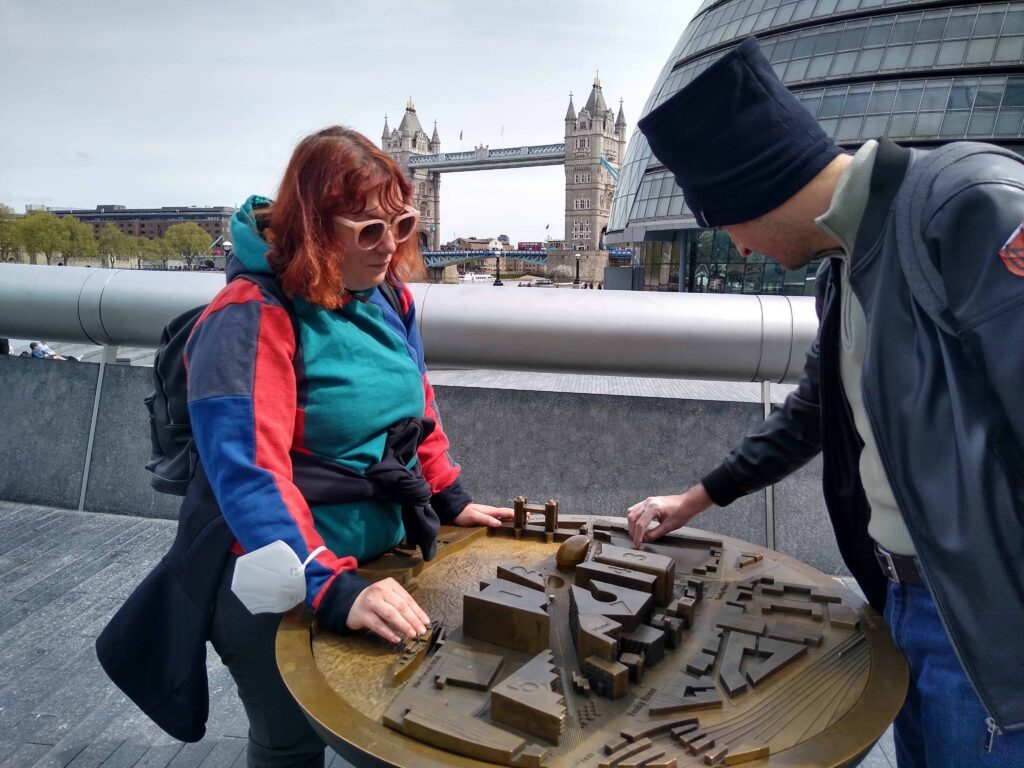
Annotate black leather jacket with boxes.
[701,139,1024,734]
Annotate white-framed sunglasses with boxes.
[334,204,420,250]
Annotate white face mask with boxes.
[230,540,326,615]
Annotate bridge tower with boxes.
[564,75,626,250]
[382,99,442,251]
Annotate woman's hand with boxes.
[453,502,514,528]
[626,483,714,548]
[346,577,430,644]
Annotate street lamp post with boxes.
[493,253,503,286]
[573,255,580,287]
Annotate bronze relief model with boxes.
[278,500,906,767]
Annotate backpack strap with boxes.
[378,279,404,318]
[893,141,1024,336]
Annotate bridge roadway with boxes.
[403,142,565,172]
[407,142,565,173]
[422,249,548,268]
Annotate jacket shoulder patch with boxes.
[998,222,1024,277]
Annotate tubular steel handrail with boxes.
[0,263,817,383]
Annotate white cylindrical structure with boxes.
[0,264,226,347]
[407,284,815,382]
[0,264,817,382]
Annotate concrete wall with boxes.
[0,355,845,574]
[82,361,183,519]
[544,250,609,283]
[0,355,97,510]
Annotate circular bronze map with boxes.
[277,513,907,768]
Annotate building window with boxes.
[631,229,824,295]
[571,218,592,239]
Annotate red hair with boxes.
[265,126,425,309]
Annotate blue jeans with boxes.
[884,580,1024,767]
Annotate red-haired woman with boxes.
[101,126,512,767]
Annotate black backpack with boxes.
[144,274,403,495]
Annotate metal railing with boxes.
[423,250,549,268]
[0,263,819,543]
[0,263,817,383]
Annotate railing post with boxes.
[79,344,118,511]
[761,380,775,550]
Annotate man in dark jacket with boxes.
[626,37,1024,767]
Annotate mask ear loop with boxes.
[294,546,327,576]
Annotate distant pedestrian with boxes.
[0,338,9,355]
[30,342,66,361]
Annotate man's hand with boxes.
[346,577,430,644]
[453,502,514,528]
[627,484,714,548]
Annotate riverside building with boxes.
[50,205,235,241]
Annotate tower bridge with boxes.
[382,75,626,252]
[407,143,566,173]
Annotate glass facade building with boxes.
[607,0,1024,293]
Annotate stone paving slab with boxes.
[427,368,798,404]
[0,501,892,767]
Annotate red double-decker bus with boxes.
[517,241,545,252]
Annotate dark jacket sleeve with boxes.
[922,155,1024,456]
[700,262,827,507]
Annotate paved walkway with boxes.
[0,502,895,767]
[427,369,797,404]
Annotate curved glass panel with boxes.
[655,5,1024,105]
[794,74,1024,141]
[608,0,1024,295]
[676,0,941,63]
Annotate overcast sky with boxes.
[0,1,700,243]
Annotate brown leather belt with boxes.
[874,543,925,586]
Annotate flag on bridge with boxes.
[459,130,463,141]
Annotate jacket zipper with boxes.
[986,717,1002,753]
[860,382,1005,751]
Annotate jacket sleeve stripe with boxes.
[252,302,298,479]
[398,282,414,316]
[418,373,461,493]
[251,303,358,599]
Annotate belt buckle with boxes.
[877,546,900,584]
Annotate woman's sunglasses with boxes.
[334,205,420,250]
